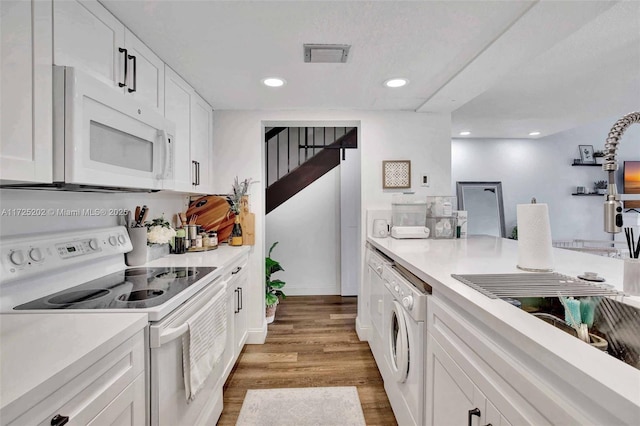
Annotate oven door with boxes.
[148,277,227,426]
[56,66,175,190]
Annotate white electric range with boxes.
[0,226,228,425]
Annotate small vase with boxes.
[230,215,243,246]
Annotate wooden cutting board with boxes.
[186,195,235,242]
[239,196,255,246]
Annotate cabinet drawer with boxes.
[8,331,145,426]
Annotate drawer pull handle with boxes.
[468,408,481,426]
[232,266,242,275]
[51,414,69,426]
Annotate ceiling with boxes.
[100,1,640,139]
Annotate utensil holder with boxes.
[623,258,640,296]
[126,227,148,266]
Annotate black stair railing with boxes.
[265,127,357,214]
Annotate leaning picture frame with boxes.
[578,145,595,164]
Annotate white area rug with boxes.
[236,386,366,426]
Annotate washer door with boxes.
[388,300,409,383]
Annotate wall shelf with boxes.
[571,193,604,196]
[571,163,602,167]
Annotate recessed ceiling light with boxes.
[384,78,408,88]
[529,131,541,136]
[262,77,286,87]
[459,131,471,136]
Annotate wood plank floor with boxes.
[218,296,397,425]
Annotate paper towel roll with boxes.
[517,203,553,271]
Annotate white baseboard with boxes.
[355,317,370,342]
[246,323,267,344]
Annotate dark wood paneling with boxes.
[218,296,397,425]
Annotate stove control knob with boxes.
[108,236,117,246]
[9,250,26,266]
[89,239,99,250]
[402,295,414,310]
[29,248,44,262]
[394,285,400,293]
[117,235,126,245]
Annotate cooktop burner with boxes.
[14,266,216,311]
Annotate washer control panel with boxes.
[0,227,132,282]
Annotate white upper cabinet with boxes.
[164,66,194,192]
[53,0,125,90]
[0,0,53,183]
[165,66,214,195]
[53,0,164,113]
[191,93,214,194]
[124,29,165,114]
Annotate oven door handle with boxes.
[157,323,189,347]
[150,280,226,348]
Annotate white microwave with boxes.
[51,66,175,191]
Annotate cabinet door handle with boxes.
[239,287,243,310]
[118,48,128,87]
[127,54,137,93]
[234,289,239,313]
[196,161,200,186]
[51,414,69,426]
[232,266,242,275]
[192,160,198,185]
[468,408,481,426]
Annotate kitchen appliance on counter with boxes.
[390,194,430,239]
[1,66,175,192]
[0,227,227,425]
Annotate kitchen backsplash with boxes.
[0,189,188,237]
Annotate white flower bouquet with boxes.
[146,217,176,245]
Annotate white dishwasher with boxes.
[366,245,393,380]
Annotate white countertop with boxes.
[0,312,147,414]
[367,235,640,408]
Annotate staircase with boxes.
[265,127,357,214]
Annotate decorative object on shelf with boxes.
[265,242,286,324]
[578,144,595,164]
[593,150,605,164]
[510,226,518,240]
[382,160,411,189]
[594,180,608,195]
[576,186,586,194]
[145,216,176,261]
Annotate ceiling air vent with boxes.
[304,44,350,63]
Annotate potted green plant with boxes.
[594,180,608,195]
[265,242,286,324]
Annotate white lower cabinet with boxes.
[222,254,249,383]
[428,335,511,426]
[425,296,589,426]
[6,331,145,426]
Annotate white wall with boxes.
[212,110,452,341]
[0,189,187,237]
[452,115,640,241]
[266,168,341,295]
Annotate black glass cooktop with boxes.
[14,266,217,310]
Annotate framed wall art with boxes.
[383,160,411,189]
[578,145,595,164]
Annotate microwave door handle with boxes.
[157,129,171,180]
[118,48,128,88]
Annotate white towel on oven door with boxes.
[182,287,227,401]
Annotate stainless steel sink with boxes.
[450,272,640,370]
